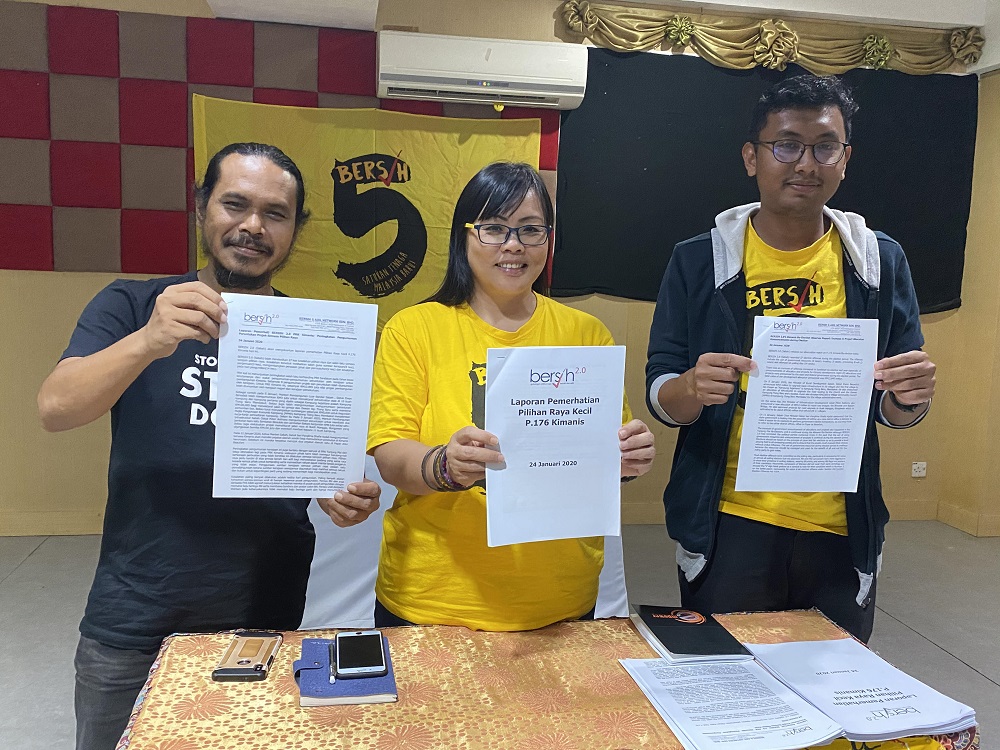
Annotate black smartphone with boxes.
[333,630,387,679]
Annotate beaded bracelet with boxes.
[421,444,444,491]
[433,446,454,491]
[431,445,448,490]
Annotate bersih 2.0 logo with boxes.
[331,152,427,299]
[243,312,278,326]
[529,366,587,388]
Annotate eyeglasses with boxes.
[465,223,552,246]
[754,139,849,165]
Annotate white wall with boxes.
[658,0,986,29]
[971,0,1000,73]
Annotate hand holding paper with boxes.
[874,349,936,405]
[443,426,502,488]
[317,479,382,528]
[656,352,754,425]
[619,419,655,478]
[140,281,227,357]
[687,352,755,406]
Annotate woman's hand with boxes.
[619,419,655,478]
[442,426,503,488]
[317,479,381,528]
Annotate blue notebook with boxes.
[293,637,398,706]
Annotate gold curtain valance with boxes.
[560,0,984,75]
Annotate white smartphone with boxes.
[334,630,387,679]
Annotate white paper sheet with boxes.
[484,345,625,547]
[736,317,877,492]
[621,658,843,750]
[748,638,976,741]
[213,293,378,498]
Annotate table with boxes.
[117,611,979,750]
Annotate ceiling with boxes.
[205,0,991,32]
[206,0,379,30]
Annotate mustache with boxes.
[225,233,272,254]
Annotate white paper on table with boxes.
[620,658,844,750]
[747,638,976,741]
[484,345,625,547]
[736,317,878,492]
[213,293,378,498]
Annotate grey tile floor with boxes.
[0,520,997,749]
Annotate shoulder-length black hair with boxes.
[427,162,554,307]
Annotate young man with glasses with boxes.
[645,75,935,642]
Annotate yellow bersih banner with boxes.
[192,95,541,328]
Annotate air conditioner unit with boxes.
[377,31,588,110]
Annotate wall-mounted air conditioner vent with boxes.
[377,31,588,110]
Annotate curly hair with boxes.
[748,75,859,142]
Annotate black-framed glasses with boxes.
[754,139,849,165]
[465,223,552,246]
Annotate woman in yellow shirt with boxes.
[367,162,655,630]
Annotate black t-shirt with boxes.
[63,272,315,651]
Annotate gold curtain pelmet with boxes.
[560,0,984,75]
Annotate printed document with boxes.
[484,345,625,547]
[748,638,976,741]
[213,293,378,498]
[736,317,877,492]
[621,658,843,750]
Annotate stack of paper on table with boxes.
[747,636,976,742]
[621,657,844,750]
[623,619,975,750]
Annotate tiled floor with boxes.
[1,520,997,749]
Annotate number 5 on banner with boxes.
[331,152,428,299]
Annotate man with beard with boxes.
[38,143,381,750]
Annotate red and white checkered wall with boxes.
[0,1,561,275]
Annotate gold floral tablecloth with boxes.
[116,611,979,750]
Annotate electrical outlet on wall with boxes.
[911,461,927,478]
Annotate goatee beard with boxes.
[201,236,291,291]
[212,263,271,291]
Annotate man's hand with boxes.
[140,281,227,360]
[317,479,381,528]
[442,426,502,488]
[620,419,655,478]
[38,281,229,432]
[875,350,935,408]
[656,353,753,425]
[685,353,755,405]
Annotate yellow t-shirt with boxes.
[368,295,632,630]
[718,219,849,534]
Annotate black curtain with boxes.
[552,49,977,313]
